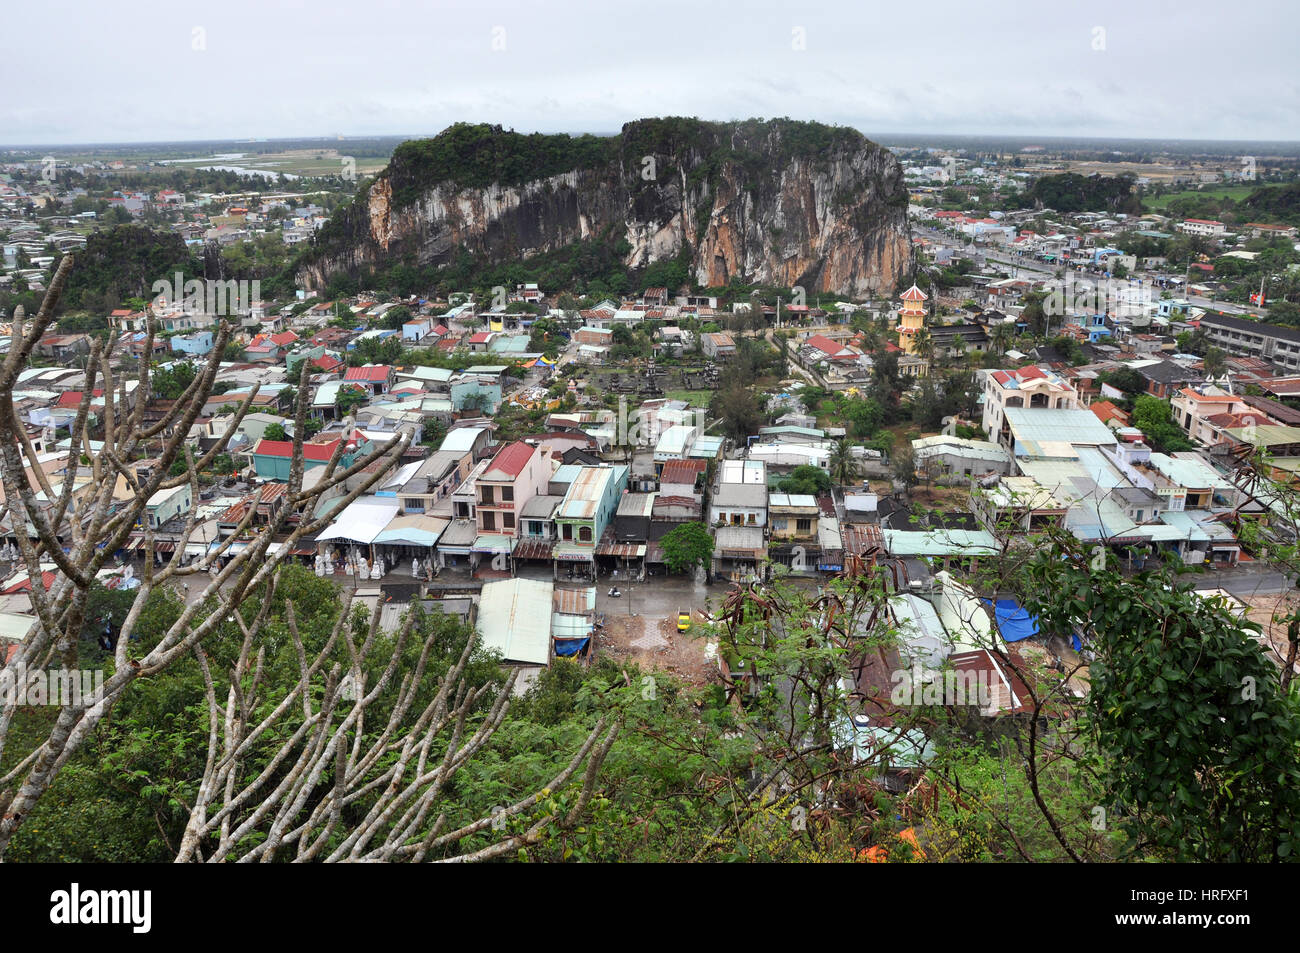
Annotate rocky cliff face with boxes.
[299,119,912,297]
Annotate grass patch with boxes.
[1143,185,1255,210]
[665,389,714,406]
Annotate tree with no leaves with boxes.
[0,257,617,861]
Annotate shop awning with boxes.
[472,534,516,555]
[315,497,401,545]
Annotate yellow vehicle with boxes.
[677,610,692,632]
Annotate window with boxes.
[482,512,495,531]
[503,513,515,530]
[579,525,593,543]
[480,486,494,505]
[562,524,573,540]
[501,486,513,502]
[796,518,812,533]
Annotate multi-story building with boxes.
[709,459,768,528]
[981,365,1080,446]
[475,441,552,538]
[1198,313,1300,373]
[1177,219,1227,237]
[546,465,630,579]
[1170,386,1252,445]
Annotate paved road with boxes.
[913,225,1269,318]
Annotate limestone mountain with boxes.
[298,118,912,297]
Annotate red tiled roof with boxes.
[55,389,103,408]
[1178,387,1237,403]
[344,365,392,383]
[659,459,706,486]
[1205,411,1258,429]
[252,438,341,462]
[2,570,58,594]
[805,334,847,356]
[1089,400,1128,425]
[483,441,535,479]
[468,332,493,343]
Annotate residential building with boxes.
[552,465,630,577]
[1178,219,1227,237]
[475,441,552,538]
[1171,386,1251,444]
[709,459,768,528]
[981,365,1080,446]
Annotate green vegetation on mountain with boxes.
[1013,172,1141,215]
[58,224,198,314]
[388,123,616,206]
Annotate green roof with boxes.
[884,528,999,557]
[1224,424,1300,448]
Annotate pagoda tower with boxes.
[895,284,928,355]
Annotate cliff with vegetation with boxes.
[297,118,912,298]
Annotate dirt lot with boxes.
[909,485,975,509]
[1240,590,1300,676]
[594,603,714,686]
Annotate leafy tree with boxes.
[263,422,288,441]
[380,305,413,330]
[1133,395,1194,452]
[152,361,197,400]
[1202,345,1227,379]
[1096,366,1146,399]
[709,385,766,442]
[1025,543,1300,861]
[336,383,368,416]
[892,440,918,488]
[659,521,714,574]
[778,465,832,496]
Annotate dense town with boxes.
[1,67,1299,875]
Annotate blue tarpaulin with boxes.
[983,598,1039,642]
[553,637,590,657]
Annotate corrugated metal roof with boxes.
[477,579,552,665]
[373,515,448,547]
[558,467,612,519]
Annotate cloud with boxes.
[1,0,1296,144]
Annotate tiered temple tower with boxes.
[895,284,928,355]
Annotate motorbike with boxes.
[607,587,621,598]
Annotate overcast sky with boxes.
[3,0,1297,145]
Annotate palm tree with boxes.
[913,326,936,365]
[988,322,1007,355]
[828,437,860,487]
